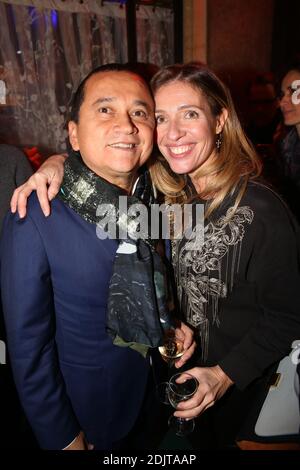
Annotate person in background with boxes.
[10,63,300,449]
[0,143,35,448]
[277,63,300,222]
[1,65,194,450]
[245,73,282,187]
[0,143,33,232]
[246,73,280,146]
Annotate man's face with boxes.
[248,83,278,127]
[69,71,155,187]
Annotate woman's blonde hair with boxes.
[149,64,262,218]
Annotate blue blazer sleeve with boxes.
[1,212,81,449]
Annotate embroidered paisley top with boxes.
[172,181,300,390]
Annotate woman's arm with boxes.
[11,154,66,218]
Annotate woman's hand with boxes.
[173,322,197,368]
[172,365,234,418]
[11,154,67,218]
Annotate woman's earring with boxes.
[216,133,222,152]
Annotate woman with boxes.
[150,65,300,447]
[11,64,300,448]
[277,64,300,221]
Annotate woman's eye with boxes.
[185,110,199,119]
[279,85,300,100]
[155,115,165,124]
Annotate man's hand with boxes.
[11,154,67,218]
[173,322,196,368]
[172,365,234,418]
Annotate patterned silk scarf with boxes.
[58,151,173,356]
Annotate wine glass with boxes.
[155,331,185,404]
[159,334,184,367]
[167,371,198,436]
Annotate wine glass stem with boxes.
[167,359,175,377]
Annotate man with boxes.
[245,73,281,186]
[246,73,280,145]
[1,64,193,450]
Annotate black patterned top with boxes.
[171,181,300,390]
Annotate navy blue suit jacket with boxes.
[0,194,149,449]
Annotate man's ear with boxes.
[68,121,79,151]
[215,108,228,134]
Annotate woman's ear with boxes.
[215,108,228,134]
[68,121,80,151]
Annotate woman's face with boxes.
[154,80,226,180]
[280,70,300,128]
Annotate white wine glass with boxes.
[167,371,198,436]
[155,331,184,405]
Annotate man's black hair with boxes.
[69,63,150,123]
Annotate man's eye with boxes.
[132,110,147,118]
[185,110,199,119]
[98,107,111,114]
